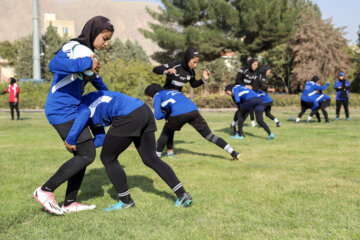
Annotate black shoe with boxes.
[230,125,236,135]
[276,122,281,127]
[231,151,239,160]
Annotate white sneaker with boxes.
[33,186,64,215]
[62,202,96,213]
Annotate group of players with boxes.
[31,16,351,215]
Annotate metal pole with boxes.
[33,0,41,79]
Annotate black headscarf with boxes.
[259,65,271,75]
[225,83,235,92]
[311,76,320,82]
[246,58,258,72]
[181,47,199,69]
[145,83,164,98]
[71,16,114,51]
[10,77,16,84]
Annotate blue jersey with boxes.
[313,93,330,104]
[257,90,273,104]
[45,41,108,125]
[334,80,350,100]
[232,85,259,105]
[153,90,198,120]
[65,90,144,147]
[301,81,329,102]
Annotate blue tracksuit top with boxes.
[301,81,329,102]
[45,41,108,125]
[232,85,259,105]
[334,80,350,100]
[153,90,198,120]
[65,90,144,147]
[313,93,330,104]
[257,90,273,104]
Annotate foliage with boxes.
[289,9,352,93]
[0,40,16,65]
[13,35,33,79]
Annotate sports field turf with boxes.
[1,108,359,239]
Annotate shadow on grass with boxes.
[173,147,226,160]
[215,127,267,140]
[77,167,175,202]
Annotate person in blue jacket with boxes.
[334,72,350,120]
[144,84,239,160]
[257,90,281,127]
[152,48,210,158]
[64,90,193,210]
[312,92,331,123]
[295,76,329,123]
[225,84,274,140]
[33,16,114,215]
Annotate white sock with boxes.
[224,144,234,154]
[231,121,236,126]
[251,120,256,127]
[156,151,162,158]
[307,116,312,121]
[296,117,300,123]
[274,118,279,123]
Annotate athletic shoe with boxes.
[166,152,177,159]
[230,125,236,135]
[231,133,244,140]
[175,192,193,207]
[336,117,339,121]
[33,186,64,215]
[231,151,239,161]
[268,133,275,140]
[276,122,281,127]
[104,199,135,212]
[62,202,96,213]
[346,117,350,120]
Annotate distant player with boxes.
[225,84,274,140]
[64,90,193,210]
[145,83,239,160]
[295,76,329,123]
[310,92,331,123]
[334,72,350,120]
[1,77,20,120]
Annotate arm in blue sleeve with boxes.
[314,83,329,91]
[49,53,93,75]
[233,88,240,104]
[65,104,91,145]
[90,125,106,148]
[90,75,108,90]
[153,95,166,120]
[334,81,341,90]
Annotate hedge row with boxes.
[1,82,359,109]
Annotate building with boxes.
[43,13,75,38]
[0,58,14,83]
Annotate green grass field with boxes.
[1,108,359,239]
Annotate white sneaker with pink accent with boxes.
[62,202,96,213]
[33,186,64,215]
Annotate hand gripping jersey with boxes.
[152,90,198,120]
[65,90,144,147]
[45,41,108,125]
[5,83,20,103]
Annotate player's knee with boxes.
[82,147,96,165]
[205,132,219,143]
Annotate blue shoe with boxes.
[104,199,135,212]
[336,117,339,121]
[166,152,177,159]
[175,192,193,207]
[231,133,244,140]
[346,117,350,121]
[268,133,275,140]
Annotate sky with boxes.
[115,0,359,45]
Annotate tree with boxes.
[0,40,16,66]
[13,35,33,79]
[289,9,352,93]
[350,25,360,92]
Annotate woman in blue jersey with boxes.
[64,90,193,209]
[33,16,114,215]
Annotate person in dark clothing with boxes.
[225,84,274,140]
[145,83,239,161]
[334,72,350,120]
[234,58,259,128]
[312,92,331,123]
[1,77,20,120]
[152,47,210,158]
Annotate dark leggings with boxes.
[264,104,275,120]
[237,107,271,136]
[43,139,96,202]
[233,109,254,122]
[100,131,181,195]
[166,129,174,150]
[157,125,229,154]
[316,99,330,122]
[9,102,20,120]
[336,100,349,118]
[298,101,318,119]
